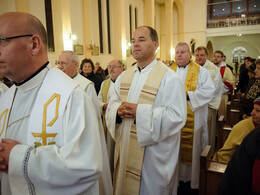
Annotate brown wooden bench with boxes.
[226,101,240,127]
[199,145,227,195]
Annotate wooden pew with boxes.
[217,115,225,150]
[199,145,227,195]
[225,101,240,127]
[231,98,240,110]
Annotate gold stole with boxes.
[171,61,200,165]
[101,78,111,103]
[101,78,111,136]
[119,61,168,194]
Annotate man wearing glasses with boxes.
[98,60,124,178]
[58,50,113,194]
[0,12,105,194]
[213,50,235,118]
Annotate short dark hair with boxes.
[214,50,224,57]
[140,26,158,41]
[195,46,208,56]
[244,57,252,61]
[80,58,94,72]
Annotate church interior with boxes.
[1,0,259,70]
[1,0,260,194]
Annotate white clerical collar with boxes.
[135,58,157,72]
[203,60,210,68]
[17,65,50,93]
[218,62,226,68]
[178,62,190,69]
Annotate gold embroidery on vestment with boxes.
[7,115,30,128]
[32,93,60,146]
[0,109,8,137]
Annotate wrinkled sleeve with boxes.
[9,89,102,195]
[105,74,123,142]
[188,67,215,112]
[135,70,187,146]
[223,67,235,93]
[85,83,102,118]
[212,68,223,109]
[97,82,106,116]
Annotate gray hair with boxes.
[61,50,79,65]
[176,42,191,53]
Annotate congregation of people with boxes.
[0,11,260,195]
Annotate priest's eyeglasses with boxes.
[57,61,69,66]
[107,65,121,69]
[0,34,33,47]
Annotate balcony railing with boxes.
[207,16,260,28]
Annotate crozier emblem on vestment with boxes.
[32,94,60,147]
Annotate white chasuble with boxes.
[27,68,77,147]
[117,62,168,195]
[172,62,215,189]
[106,59,187,195]
[0,67,103,195]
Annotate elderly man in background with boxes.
[213,50,235,118]
[58,51,100,112]
[106,26,187,195]
[195,46,223,151]
[98,59,124,177]
[171,42,215,193]
[0,12,104,194]
[58,51,100,114]
[58,50,113,194]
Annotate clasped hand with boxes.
[0,139,19,173]
[117,102,138,119]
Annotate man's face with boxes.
[107,60,124,81]
[131,27,158,62]
[255,64,260,79]
[195,49,207,66]
[175,44,191,67]
[58,53,77,78]
[251,104,260,124]
[0,14,31,82]
[213,52,223,66]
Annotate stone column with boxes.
[143,0,155,27]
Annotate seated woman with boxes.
[216,96,260,163]
[240,60,260,119]
[80,58,103,94]
[218,126,260,195]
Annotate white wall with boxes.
[207,34,260,66]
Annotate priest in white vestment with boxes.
[58,51,113,194]
[195,46,223,151]
[213,50,235,118]
[0,12,104,195]
[98,59,124,178]
[106,26,187,195]
[171,42,215,190]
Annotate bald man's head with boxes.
[0,12,47,48]
[0,12,48,82]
